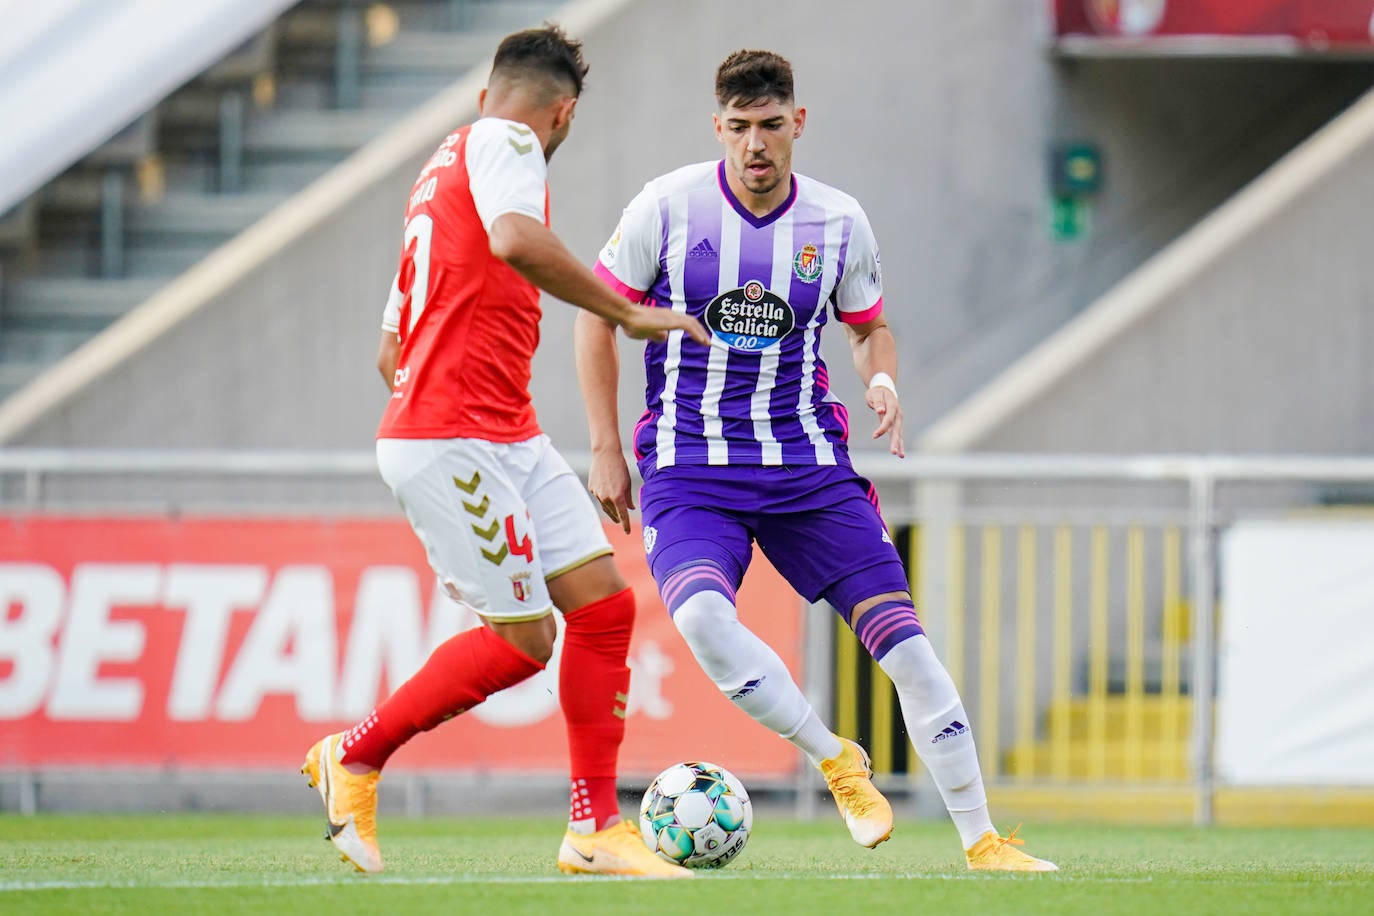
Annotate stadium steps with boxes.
[1001,696,1194,781]
[0,0,561,407]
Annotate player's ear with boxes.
[554,95,577,130]
[792,106,806,139]
[713,111,723,144]
[478,87,488,115]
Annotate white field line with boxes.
[1,872,1109,892]
[2,872,1366,892]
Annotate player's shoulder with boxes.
[794,171,867,217]
[636,160,718,200]
[466,117,541,156]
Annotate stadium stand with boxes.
[0,0,559,403]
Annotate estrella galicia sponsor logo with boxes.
[793,242,823,282]
[705,280,795,352]
[931,720,969,744]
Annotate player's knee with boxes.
[490,613,557,665]
[670,589,737,645]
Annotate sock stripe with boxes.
[854,600,924,661]
[661,565,737,613]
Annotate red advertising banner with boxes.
[1055,0,1374,47]
[0,516,805,779]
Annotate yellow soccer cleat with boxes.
[556,820,694,878]
[965,826,1058,872]
[819,737,894,848]
[301,733,383,873]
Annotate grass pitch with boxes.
[2,814,1370,915]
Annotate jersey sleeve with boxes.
[594,183,662,303]
[380,272,402,333]
[465,118,548,232]
[832,207,884,324]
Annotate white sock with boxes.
[878,634,996,848]
[785,712,845,767]
[949,806,996,848]
[673,590,841,765]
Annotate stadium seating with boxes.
[0,0,559,403]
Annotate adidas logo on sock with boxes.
[930,720,969,744]
[730,676,765,700]
[688,238,717,259]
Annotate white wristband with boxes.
[867,372,898,398]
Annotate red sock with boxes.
[340,624,544,770]
[560,587,635,831]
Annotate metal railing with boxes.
[4,449,1374,823]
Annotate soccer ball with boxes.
[639,761,752,868]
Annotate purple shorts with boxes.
[638,463,910,607]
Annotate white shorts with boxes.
[376,435,612,621]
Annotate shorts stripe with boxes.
[479,605,555,624]
[544,547,614,582]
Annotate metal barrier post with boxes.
[1189,468,1217,825]
[19,771,38,815]
[796,599,833,819]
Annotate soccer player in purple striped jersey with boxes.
[576,49,1056,871]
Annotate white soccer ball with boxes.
[639,761,752,868]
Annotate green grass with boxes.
[1,815,1370,914]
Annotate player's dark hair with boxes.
[715,49,794,109]
[491,23,589,98]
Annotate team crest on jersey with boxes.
[705,281,796,352]
[602,221,623,266]
[643,526,658,554]
[793,243,823,283]
[510,571,533,602]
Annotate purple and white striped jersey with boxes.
[594,160,884,471]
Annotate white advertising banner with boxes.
[1216,519,1374,785]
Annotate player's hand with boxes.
[588,449,636,534]
[867,387,906,458]
[620,305,711,345]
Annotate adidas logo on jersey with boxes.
[688,238,718,259]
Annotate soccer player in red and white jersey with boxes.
[301,25,707,878]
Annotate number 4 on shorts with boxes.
[504,514,534,563]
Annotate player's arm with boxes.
[843,315,904,458]
[835,208,903,457]
[466,122,705,344]
[377,272,403,392]
[573,184,667,532]
[377,331,400,392]
[574,310,634,533]
[489,214,704,344]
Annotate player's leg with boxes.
[807,478,1056,871]
[641,467,890,847]
[524,437,689,878]
[302,438,553,873]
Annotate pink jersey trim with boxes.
[840,296,884,325]
[594,261,647,303]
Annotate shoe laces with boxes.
[990,823,1026,852]
[826,766,880,814]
